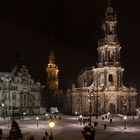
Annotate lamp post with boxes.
[96,91,98,119]
[138,111,140,119]
[132,96,135,120]
[88,89,92,125]
[49,121,55,139]
[79,115,83,125]
[36,117,39,127]
[124,116,127,129]
[1,103,5,119]
[45,113,48,120]
[1,103,4,107]
[107,112,110,119]
[22,112,26,119]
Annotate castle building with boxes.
[64,2,138,115]
[0,49,42,116]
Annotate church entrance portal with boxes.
[109,103,115,113]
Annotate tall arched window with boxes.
[108,74,113,82]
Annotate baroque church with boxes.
[64,2,138,115]
[0,48,42,116]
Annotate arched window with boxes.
[108,74,113,82]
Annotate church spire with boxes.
[101,0,118,44]
[16,46,26,66]
[105,0,117,21]
[49,51,55,64]
[97,1,121,67]
[107,0,111,7]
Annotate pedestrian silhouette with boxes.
[45,131,48,138]
[59,116,61,120]
[104,124,107,130]
[29,136,34,140]
[0,129,3,140]
[83,119,85,125]
[110,118,112,123]
[49,134,53,140]
[42,136,46,140]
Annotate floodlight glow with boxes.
[124,116,127,120]
[49,121,55,128]
[1,103,4,107]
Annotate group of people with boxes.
[28,131,53,140]
[81,123,96,140]
[78,117,90,125]
[41,131,53,140]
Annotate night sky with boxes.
[0,0,140,92]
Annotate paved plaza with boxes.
[0,114,140,140]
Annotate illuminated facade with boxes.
[45,51,63,111]
[0,65,42,116]
[46,51,59,94]
[0,48,42,116]
[64,2,137,115]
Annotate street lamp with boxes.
[45,113,48,117]
[107,112,110,119]
[124,116,127,129]
[49,121,55,138]
[1,103,5,119]
[45,113,48,120]
[36,117,39,127]
[22,112,26,119]
[79,115,83,125]
[138,111,140,119]
[49,121,55,129]
[75,112,78,117]
[88,89,93,125]
[1,103,4,107]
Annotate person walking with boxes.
[49,132,53,140]
[29,136,34,140]
[42,136,46,140]
[104,124,107,130]
[110,118,112,123]
[0,129,3,140]
[45,131,48,138]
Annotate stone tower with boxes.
[46,51,59,94]
[97,1,123,90]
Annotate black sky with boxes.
[0,0,140,92]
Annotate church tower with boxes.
[98,1,120,67]
[66,1,137,116]
[96,0,124,90]
[46,51,59,93]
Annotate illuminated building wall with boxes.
[0,65,42,116]
[64,2,138,115]
[46,51,59,94]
